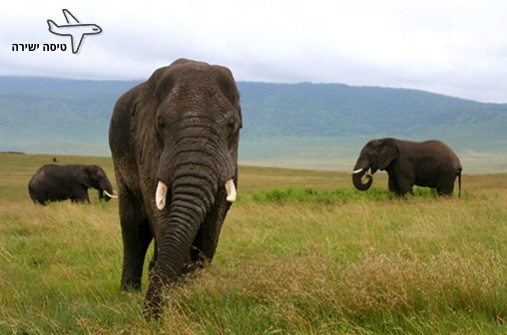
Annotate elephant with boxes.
[351,138,462,196]
[108,58,242,319]
[28,164,116,205]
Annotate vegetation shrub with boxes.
[250,186,439,204]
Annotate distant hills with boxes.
[0,77,136,155]
[1,76,506,173]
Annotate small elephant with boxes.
[109,59,242,319]
[352,138,462,196]
[28,164,116,204]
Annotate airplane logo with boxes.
[47,9,102,54]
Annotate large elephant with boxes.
[109,59,242,319]
[28,164,115,204]
[352,138,462,196]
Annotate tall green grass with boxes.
[249,186,441,204]
[1,153,507,334]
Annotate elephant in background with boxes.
[352,138,462,196]
[28,164,116,205]
[109,59,242,319]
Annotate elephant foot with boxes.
[143,270,173,321]
[120,276,143,292]
[143,284,169,321]
[143,297,163,321]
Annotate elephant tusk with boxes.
[155,181,168,210]
[103,190,118,199]
[351,168,364,175]
[225,179,236,202]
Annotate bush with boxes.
[251,186,395,204]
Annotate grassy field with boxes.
[1,153,507,334]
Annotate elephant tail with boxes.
[457,168,462,198]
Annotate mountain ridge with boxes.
[1,76,506,173]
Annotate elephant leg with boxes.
[397,177,414,196]
[387,175,401,195]
[74,197,90,203]
[188,225,217,272]
[119,184,152,292]
[436,180,455,196]
[149,241,158,272]
[388,174,413,196]
[72,186,90,203]
[188,201,229,271]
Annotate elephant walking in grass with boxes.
[28,164,116,204]
[109,59,242,319]
[352,138,462,196]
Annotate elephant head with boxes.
[152,60,241,211]
[352,138,399,191]
[77,165,116,201]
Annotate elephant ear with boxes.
[77,166,92,188]
[378,139,399,170]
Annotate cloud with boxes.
[1,0,507,103]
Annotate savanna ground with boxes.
[1,152,507,334]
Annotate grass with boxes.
[1,153,507,334]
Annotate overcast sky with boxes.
[2,0,507,103]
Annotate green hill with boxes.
[1,77,506,172]
[0,77,137,155]
[238,82,507,144]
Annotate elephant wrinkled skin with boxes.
[28,164,115,204]
[352,138,462,196]
[109,59,242,319]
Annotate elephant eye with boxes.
[227,117,238,146]
[158,117,165,129]
[227,117,235,129]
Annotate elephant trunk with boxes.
[146,172,216,318]
[352,167,373,191]
[98,180,114,201]
[146,143,237,319]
